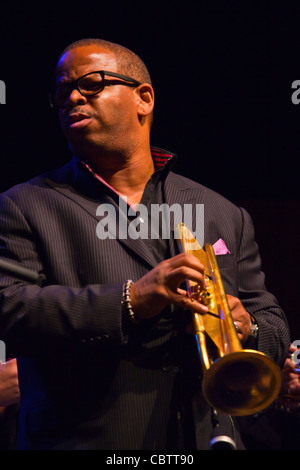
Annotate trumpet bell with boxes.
[202,349,282,416]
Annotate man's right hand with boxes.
[130,252,208,321]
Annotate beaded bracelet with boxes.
[122,279,140,324]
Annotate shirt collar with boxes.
[150,146,176,172]
[79,146,177,192]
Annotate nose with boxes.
[65,88,88,107]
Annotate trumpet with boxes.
[175,223,282,416]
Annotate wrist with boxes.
[244,313,258,348]
[249,314,258,338]
[122,280,140,325]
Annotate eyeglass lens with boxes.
[51,72,104,107]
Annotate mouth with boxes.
[67,112,92,129]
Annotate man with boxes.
[0,38,290,450]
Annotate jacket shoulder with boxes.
[1,160,74,203]
[167,171,240,214]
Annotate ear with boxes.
[135,83,154,118]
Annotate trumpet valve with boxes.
[199,290,211,305]
[191,285,211,305]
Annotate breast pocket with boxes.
[215,254,238,297]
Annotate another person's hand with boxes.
[281,344,300,400]
[0,358,20,406]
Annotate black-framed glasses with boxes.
[49,70,141,109]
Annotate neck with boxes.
[81,147,155,206]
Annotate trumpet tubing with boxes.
[175,223,282,416]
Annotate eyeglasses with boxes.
[49,70,141,109]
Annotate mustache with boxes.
[66,107,97,119]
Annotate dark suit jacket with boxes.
[0,155,290,450]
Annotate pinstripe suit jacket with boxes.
[0,154,290,450]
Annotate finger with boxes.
[284,358,298,371]
[166,266,206,291]
[288,345,297,354]
[176,287,209,314]
[177,287,188,296]
[227,295,244,313]
[173,290,209,313]
[168,252,205,274]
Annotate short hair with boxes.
[57,38,152,85]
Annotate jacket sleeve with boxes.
[0,193,125,357]
[237,207,290,367]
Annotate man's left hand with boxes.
[227,294,252,344]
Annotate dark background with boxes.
[0,1,299,337]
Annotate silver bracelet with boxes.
[122,280,140,324]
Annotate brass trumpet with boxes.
[175,223,282,416]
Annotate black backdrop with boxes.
[0,1,299,337]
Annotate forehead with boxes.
[55,45,118,82]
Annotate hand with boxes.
[130,253,208,321]
[227,294,252,344]
[0,358,20,406]
[281,344,300,399]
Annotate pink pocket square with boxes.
[213,238,231,255]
